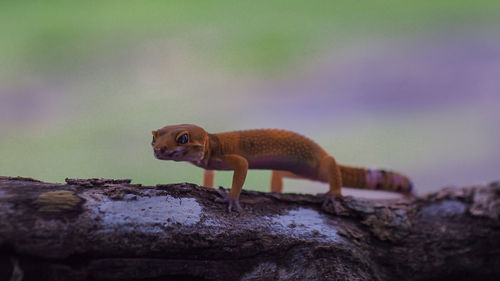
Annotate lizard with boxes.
[151,124,414,212]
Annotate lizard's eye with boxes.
[152,136,156,143]
[176,133,188,144]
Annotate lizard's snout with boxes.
[153,146,169,160]
[154,147,167,154]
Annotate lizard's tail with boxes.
[339,165,414,195]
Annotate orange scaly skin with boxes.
[152,124,414,212]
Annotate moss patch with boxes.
[35,190,83,213]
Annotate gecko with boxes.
[151,124,414,212]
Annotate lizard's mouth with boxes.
[154,147,182,160]
[154,147,204,162]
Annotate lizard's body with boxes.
[198,129,322,178]
[152,124,413,211]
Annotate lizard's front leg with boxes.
[216,154,248,212]
[203,169,215,188]
[270,170,303,193]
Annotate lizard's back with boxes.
[213,129,326,178]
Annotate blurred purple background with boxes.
[1,1,499,196]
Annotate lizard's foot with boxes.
[318,192,343,214]
[216,187,242,212]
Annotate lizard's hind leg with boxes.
[270,170,304,193]
[319,155,343,212]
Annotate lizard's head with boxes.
[151,124,208,163]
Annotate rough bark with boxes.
[0,176,499,281]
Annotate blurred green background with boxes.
[1,0,499,196]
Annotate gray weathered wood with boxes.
[0,176,499,281]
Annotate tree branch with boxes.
[0,176,499,281]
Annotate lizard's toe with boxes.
[216,187,242,212]
[227,197,242,212]
[318,193,343,214]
